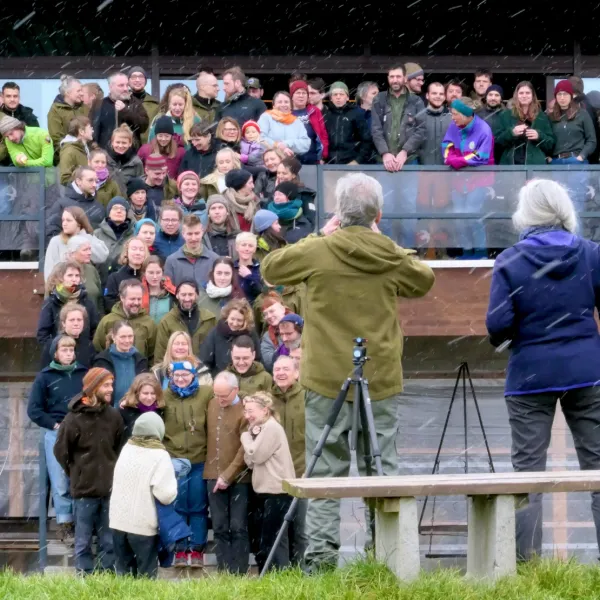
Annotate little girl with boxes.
[240,121,265,167]
[241,391,295,572]
[89,149,122,208]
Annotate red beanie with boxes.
[290,80,308,97]
[241,120,261,136]
[554,80,574,97]
[145,153,167,170]
[176,170,200,192]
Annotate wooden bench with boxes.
[284,470,600,581]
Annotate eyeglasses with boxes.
[223,128,238,133]
[173,373,192,381]
[161,218,180,224]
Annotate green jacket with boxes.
[47,99,88,164]
[226,362,273,396]
[93,218,136,281]
[192,95,221,124]
[163,385,213,463]
[261,229,435,400]
[95,178,122,208]
[496,109,555,165]
[59,139,90,184]
[271,382,305,477]
[253,285,306,335]
[82,262,104,317]
[154,306,217,365]
[5,127,54,167]
[140,94,160,144]
[93,301,157,361]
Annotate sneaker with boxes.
[57,522,75,548]
[173,551,189,568]
[189,550,203,568]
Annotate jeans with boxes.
[550,156,589,214]
[451,187,488,253]
[207,481,249,573]
[174,462,208,552]
[73,497,114,574]
[254,493,292,572]
[112,529,159,578]
[506,386,600,560]
[44,428,73,524]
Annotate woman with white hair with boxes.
[486,178,600,561]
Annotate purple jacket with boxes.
[240,140,264,167]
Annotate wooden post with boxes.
[375,498,420,581]
[151,45,160,99]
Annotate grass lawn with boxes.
[1,559,600,599]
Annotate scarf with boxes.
[137,402,158,413]
[226,189,259,222]
[128,436,165,450]
[95,168,109,186]
[519,225,565,241]
[206,280,232,299]
[267,199,303,222]
[217,319,250,339]
[109,146,136,166]
[209,221,228,234]
[182,244,205,259]
[50,360,77,372]
[54,283,82,303]
[267,109,297,125]
[169,377,199,398]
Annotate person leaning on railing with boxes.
[0,115,54,168]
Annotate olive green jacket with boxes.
[58,140,90,184]
[226,362,273,396]
[47,99,88,164]
[140,94,160,144]
[271,382,305,477]
[253,285,306,334]
[95,179,122,208]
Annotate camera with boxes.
[352,337,368,365]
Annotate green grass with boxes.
[1,559,600,599]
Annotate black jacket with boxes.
[104,265,143,313]
[40,335,96,369]
[37,288,99,349]
[27,363,87,430]
[120,406,165,441]
[48,184,106,238]
[92,347,149,377]
[54,396,124,498]
[282,215,313,244]
[179,143,218,178]
[1,103,39,127]
[576,93,600,164]
[216,92,267,126]
[91,96,149,150]
[324,103,372,164]
[203,229,237,257]
[255,170,277,201]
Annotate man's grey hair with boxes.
[214,371,239,390]
[356,81,378,103]
[108,72,128,85]
[58,75,81,96]
[334,173,384,228]
[512,179,578,233]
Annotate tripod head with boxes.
[352,337,369,366]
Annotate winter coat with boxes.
[371,90,425,160]
[47,184,106,237]
[0,103,39,127]
[216,92,267,126]
[192,94,221,124]
[550,108,597,160]
[486,230,600,396]
[93,301,157,361]
[233,259,262,304]
[91,96,149,150]
[146,178,177,210]
[93,218,136,281]
[138,143,185,181]
[47,96,88,163]
[156,500,193,567]
[271,382,305,477]
[416,106,452,165]
[179,143,218,179]
[253,285,305,334]
[226,362,273,396]
[254,170,277,200]
[131,90,160,145]
[475,105,505,163]
[5,126,54,168]
[281,215,313,244]
[257,113,311,156]
[261,228,435,400]
[197,287,238,316]
[95,177,122,208]
[107,149,145,195]
[240,139,265,167]
[104,264,144,312]
[58,138,91,184]
[203,229,238,258]
[199,320,262,376]
[323,103,371,164]
[163,246,219,290]
[148,113,201,147]
[93,348,149,393]
[154,229,184,261]
[306,104,329,160]
[496,109,555,165]
[162,384,213,463]
[119,405,165,441]
[27,363,87,430]
[154,305,217,364]
[40,334,96,369]
[44,233,109,282]
[576,92,600,164]
[54,395,124,498]
[83,262,104,317]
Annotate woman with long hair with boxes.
[45,206,109,281]
[251,209,286,262]
[198,257,244,315]
[254,148,285,201]
[107,124,145,194]
[149,87,200,147]
[138,115,185,178]
[59,116,95,184]
[200,147,242,198]
[119,373,165,440]
[203,195,240,257]
[141,255,177,324]
[215,117,242,152]
[496,81,555,165]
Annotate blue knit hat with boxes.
[134,218,157,236]
[280,313,304,330]
[107,196,128,214]
[253,209,279,233]
[170,360,197,375]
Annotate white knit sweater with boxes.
[109,443,178,536]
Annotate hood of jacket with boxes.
[324,226,413,275]
[68,395,109,413]
[60,134,79,146]
[52,95,83,110]
[514,230,582,280]
[192,94,221,110]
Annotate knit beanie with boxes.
[170,360,197,375]
[275,181,299,200]
[132,412,165,440]
[225,169,253,192]
[206,194,229,210]
[405,63,424,81]
[49,335,69,361]
[82,368,113,397]
[107,196,128,214]
[290,80,309,97]
[134,218,156,236]
[145,154,167,170]
[0,116,22,135]
[241,120,261,136]
[253,209,279,233]
[128,66,148,80]
[176,170,201,192]
[329,81,349,96]
[280,313,304,329]
[485,84,504,99]
[554,80,574,97]
[127,177,148,197]
[154,115,175,136]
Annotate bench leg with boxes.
[375,497,420,581]
[467,494,516,581]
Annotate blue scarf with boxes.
[519,225,565,241]
[169,377,199,398]
[267,199,303,223]
[109,344,137,406]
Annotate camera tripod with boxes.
[260,338,384,576]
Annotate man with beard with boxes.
[216,67,266,126]
[127,67,159,144]
[154,280,217,362]
[476,84,505,164]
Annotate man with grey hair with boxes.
[92,72,149,150]
[262,172,435,572]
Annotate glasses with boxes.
[173,373,192,381]
[161,218,180,224]
[223,128,238,133]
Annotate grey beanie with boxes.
[128,66,148,80]
[0,116,22,135]
[253,209,279,233]
[206,194,230,210]
[132,412,165,441]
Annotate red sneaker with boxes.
[189,550,204,568]
[174,551,189,567]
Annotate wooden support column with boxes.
[151,45,160,99]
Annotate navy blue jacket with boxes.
[234,258,262,304]
[27,363,87,430]
[154,229,184,262]
[486,230,600,396]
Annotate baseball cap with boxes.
[247,77,262,89]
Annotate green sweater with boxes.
[261,229,435,400]
[496,109,555,165]
[5,127,54,167]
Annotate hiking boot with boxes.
[173,551,189,567]
[189,550,204,568]
[57,522,75,548]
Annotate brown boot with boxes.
[57,522,75,548]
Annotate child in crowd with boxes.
[240,121,265,167]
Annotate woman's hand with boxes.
[238,265,252,278]
[525,129,539,140]
[512,124,527,136]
